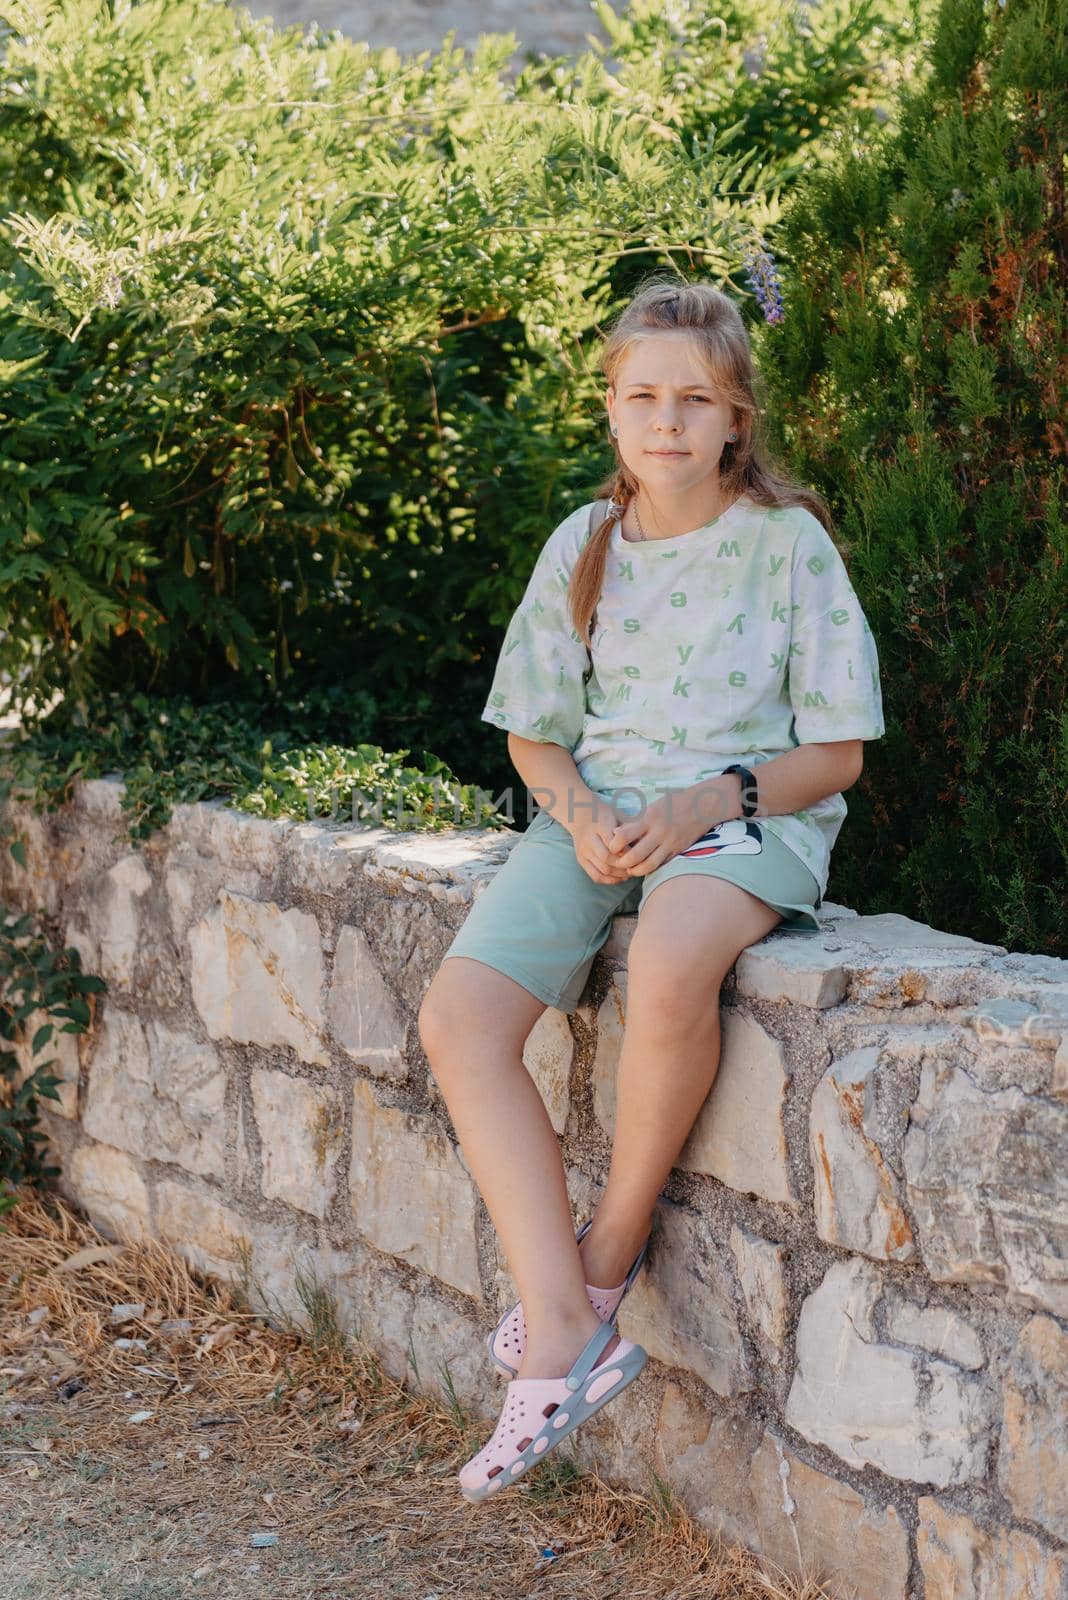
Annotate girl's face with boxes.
[605,332,737,495]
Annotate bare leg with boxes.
[578,876,782,1288]
[419,957,615,1380]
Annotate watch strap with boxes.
[722,762,759,818]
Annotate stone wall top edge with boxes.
[15,782,1068,996]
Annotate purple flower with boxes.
[742,243,785,324]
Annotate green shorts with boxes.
[442,810,822,1015]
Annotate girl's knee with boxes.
[418,959,546,1066]
[626,944,725,1029]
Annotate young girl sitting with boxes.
[418,277,885,1503]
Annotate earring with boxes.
[610,424,618,436]
[727,432,737,442]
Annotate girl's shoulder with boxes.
[540,500,602,564]
[754,500,842,570]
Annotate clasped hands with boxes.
[569,780,741,887]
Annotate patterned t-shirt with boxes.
[480,493,885,900]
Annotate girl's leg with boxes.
[578,875,783,1289]
[418,956,611,1379]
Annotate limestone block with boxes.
[728,1225,789,1365]
[83,1009,226,1179]
[154,1179,252,1282]
[369,823,517,888]
[232,1230,390,1347]
[232,1214,321,1330]
[917,1496,1068,1599]
[734,942,848,1009]
[327,924,408,1079]
[189,889,328,1065]
[904,1060,1068,1316]
[746,912,1006,1011]
[810,1047,916,1262]
[1057,1033,1068,1099]
[349,1078,481,1297]
[856,955,1010,1009]
[163,851,268,949]
[619,1202,750,1398]
[72,774,126,820]
[818,901,859,921]
[962,994,1068,1053]
[750,1433,910,1600]
[521,1006,573,1133]
[163,861,200,948]
[68,1143,150,1242]
[961,994,1068,1095]
[843,912,1001,954]
[601,912,637,963]
[251,1069,344,1218]
[203,804,293,876]
[677,1010,795,1206]
[325,1244,416,1383]
[12,1005,81,1118]
[882,1291,984,1370]
[997,1314,1068,1542]
[591,975,626,1137]
[69,851,153,990]
[785,1258,993,1486]
[287,821,381,892]
[364,891,450,1018]
[653,1381,764,1551]
[408,1293,499,1419]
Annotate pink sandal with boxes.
[460,1319,647,1503]
[486,1219,649,1378]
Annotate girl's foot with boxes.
[578,1211,653,1291]
[516,1304,619,1381]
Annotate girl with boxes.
[418,279,885,1503]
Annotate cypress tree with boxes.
[763,0,1067,954]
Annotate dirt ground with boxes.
[0,1188,833,1599]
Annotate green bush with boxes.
[0,687,513,848]
[761,0,1067,953]
[0,0,919,737]
[0,906,105,1187]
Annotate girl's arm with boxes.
[506,733,614,835]
[685,740,863,827]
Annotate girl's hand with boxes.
[603,795,721,876]
[570,813,635,885]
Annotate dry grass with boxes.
[0,1187,835,1599]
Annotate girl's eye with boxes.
[630,392,709,401]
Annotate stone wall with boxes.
[3,774,1067,1599]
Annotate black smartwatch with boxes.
[722,763,759,818]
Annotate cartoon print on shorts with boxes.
[678,819,763,858]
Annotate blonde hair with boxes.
[568,277,836,652]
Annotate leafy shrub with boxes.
[761,0,1067,952]
[0,906,105,1187]
[0,0,919,728]
[0,688,512,852]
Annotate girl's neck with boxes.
[624,482,739,542]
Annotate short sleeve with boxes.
[788,515,886,744]
[480,506,593,752]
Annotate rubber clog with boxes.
[460,1319,647,1503]
[486,1220,649,1378]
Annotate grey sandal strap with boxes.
[564,1318,617,1393]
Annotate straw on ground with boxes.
[0,1187,835,1598]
